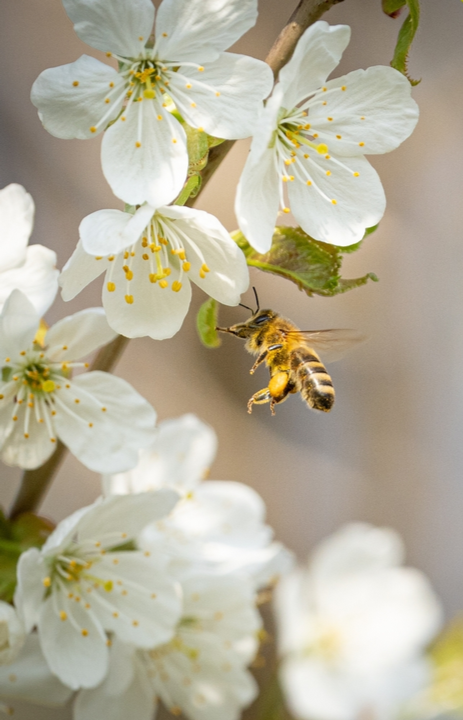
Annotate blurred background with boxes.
[0,0,462,717]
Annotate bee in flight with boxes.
[217,289,365,416]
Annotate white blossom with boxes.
[235,21,419,252]
[104,414,293,587]
[0,184,58,315]
[14,491,181,691]
[274,523,443,720]
[31,0,273,207]
[60,204,249,340]
[74,572,261,720]
[0,602,25,666]
[0,290,156,471]
[0,635,72,711]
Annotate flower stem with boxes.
[8,336,129,519]
[186,0,345,205]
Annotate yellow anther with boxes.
[60,611,67,621]
[149,273,157,283]
[289,175,294,181]
[138,36,144,41]
[135,141,141,148]
[20,351,26,356]
[121,116,126,121]
[304,153,309,159]
[183,261,191,271]
[164,267,171,277]
[306,180,312,186]
[215,91,220,96]
[353,172,360,177]
[105,98,110,104]
[341,85,346,91]
[101,407,107,412]
[172,138,177,144]
[106,52,112,57]
[172,281,182,292]
[201,264,210,273]
[43,577,51,587]
[186,83,192,89]
[155,75,161,81]
[322,101,327,106]
[125,270,133,281]
[159,237,168,245]
[108,255,115,262]
[132,620,139,627]
[157,115,163,120]
[326,170,331,176]
[304,124,311,130]
[162,32,168,37]
[159,279,169,289]
[109,82,114,88]
[191,102,196,108]
[359,141,365,147]
[42,380,56,393]
[283,207,290,214]
[89,422,93,428]
[322,86,327,92]
[90,126,97,133]
[125,295,134,304]
[150,245,161,252]
[282,175,289,182]
[327,117,333,121]
[74,399,80,404]
[126,90,133,97]
[73,81,79,87]
[107,282,116,292]
[142,253,149,260]
[331,199,337,205]
[0,395,4,400]
[361,116,365,120]
[198,66,204,72]
[284,159,292,166]
[81,629,89,637]
[141,237,148,247]
[198,126,204,132]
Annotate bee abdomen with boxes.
[291,350,335,413]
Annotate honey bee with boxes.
[217,289,365,415]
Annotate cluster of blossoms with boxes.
[0,0,432,718]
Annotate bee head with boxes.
[216,309,277,339]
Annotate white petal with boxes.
[235,146,280,253]
[54,372,156,473]
[288,154,386,246]
[171,53,273,139]
[105,413,217,496]
[0,635,72,707]
[0,291,39,361]
[279,22,350,109]
[101,98,188,206]
[0,404,56,470]
[76,491,179,544]
[88,553,181,647]
[63,0,155,56]
[14,549,48,633]
[102,251,192,339]
[45,307,117,362]
[0,185,33,272]
[31,55,124,139]
[0,245,59,316]
[0,602,25,666]
[161,205,249,304]
[155,0,258,62]
[80,204,154,256]
[75,651,154,720]
[38,591,108,690]
[59,240,107,302]
[307,66,419,156]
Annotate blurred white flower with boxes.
[0,602,25,666]
[0,290,156,471]
[274,523,443,720]
[0,635,72,711]
[235,21,419,252]
[0,184,58,315]
[104,413,293,587]
[60,205,249,340]
[14,491,180,691]
[31,0,273,207]
[74,572,261,720]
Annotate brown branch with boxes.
[187,0,344,205]
[9,0,343,518]
[9,335,130,519]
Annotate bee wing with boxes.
[285,329,367,363]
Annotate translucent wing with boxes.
[284,329,366,363]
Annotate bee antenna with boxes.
[252,286,260,314]
[239,303,254,313]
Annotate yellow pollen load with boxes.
[172,281,182,292]
[42,379,56,393]
[107,282,116,292]
[72,81,79,87]
[125,295,134,304]
[60,611,67,621]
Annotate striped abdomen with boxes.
[290,348,335,412]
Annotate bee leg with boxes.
[247,388,272,414]
[250,344,283,375]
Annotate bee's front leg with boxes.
[247,388,272,414]
[250,344,283,375]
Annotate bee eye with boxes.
[254,315,270,325]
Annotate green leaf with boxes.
[386,0,421,85]
[232,226,378,298]
[196,298,221,348]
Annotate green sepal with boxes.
[196,298,221,348]
[175,175,202,206]
[232,226,378,298]
[0,509,54,602]
[386,0,421,85]
[184,124,210,175]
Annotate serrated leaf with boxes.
[386,0,421,84]
[232,227,377,298]
[196,298,221,348]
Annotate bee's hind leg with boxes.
[247,388,272,414]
